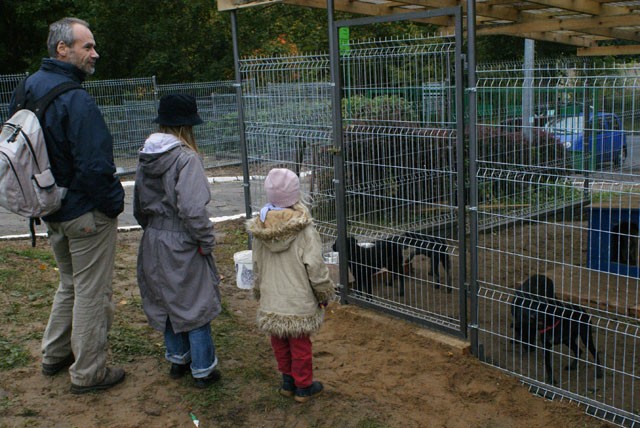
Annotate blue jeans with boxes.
[164,319,218,378]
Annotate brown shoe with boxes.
[70,367,126,394]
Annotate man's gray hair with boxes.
[47,17,90,58]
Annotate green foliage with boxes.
[0,1,579,81]
[0,336,32,370]
[476,35,574,63]
[343,94,417,123]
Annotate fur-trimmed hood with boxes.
[246,205,313,254]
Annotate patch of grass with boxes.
[109,322,160,363]
[0,336,32,370]
[17,408,39,417]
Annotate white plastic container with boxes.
[323,251,339,265]
[233,250,254,289]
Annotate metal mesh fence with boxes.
[0,73,28,123]
[84,77,158,173]
[239,53,335,244]
[157,81,241,169]
[474,62,640,426]
[338,34,462,331]
[1,75,242,174]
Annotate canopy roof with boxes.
[217,0,640,56]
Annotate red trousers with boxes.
[270,335,313,388]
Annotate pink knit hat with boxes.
[265,168,300,208]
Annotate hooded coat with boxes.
[133,133,221,333]
[246,205,335,337]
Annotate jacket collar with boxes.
[41,58,86,83]
[247,205,312,242]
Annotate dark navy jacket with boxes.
[9,59,124,221]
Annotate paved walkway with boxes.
[0,176,249,240]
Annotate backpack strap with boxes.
[13,78,84,247]
[14,78,84,119]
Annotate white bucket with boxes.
[323,251,339,265]
[233,250,254,289]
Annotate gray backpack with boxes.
[0,79,82,245]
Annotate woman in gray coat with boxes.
[133,94,222,388]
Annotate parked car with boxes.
[545,112,627,167]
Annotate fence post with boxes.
[152,75,158,104]
[328,0,351,303]
[466,0,478,347]
[230,10,253,232]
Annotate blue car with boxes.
[545,112,627,167]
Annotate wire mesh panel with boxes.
[339,33,462,332]
[0,73,28,122]
[157,81,241,168]
[239,53,336,248]
[84,77,157,174]
[474,61,640,427]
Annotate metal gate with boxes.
[330,8,467,337]
[238,8,467,337]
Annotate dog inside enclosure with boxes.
[332,232,452,298]
[332,236,406,297]
[400,231,452,293]
[511,274,604,385]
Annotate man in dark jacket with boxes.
[9,17,125,394]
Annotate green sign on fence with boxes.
[339,27,350,54]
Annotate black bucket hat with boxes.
[154,94,203,127]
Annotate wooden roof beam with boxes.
[519,31,596,47]
[283,0,453,26]
[524,0,632,17]
[578,44,640,56]
[478,14,640,36]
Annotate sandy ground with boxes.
[0,219,614,428]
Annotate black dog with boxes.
[333,236,406,296]
[511,274,554,351]
[372,238,406,296]
[511,274,604,384]
[401,232,451,293]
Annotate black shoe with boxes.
[193,369,221,389]
[294,380,323,403]
[70,367,126,394]
[169,363,189,379]
[279,373,295,398]
[42,354,75,376]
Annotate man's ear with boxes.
[56,41,68,58]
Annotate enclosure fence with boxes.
[474,62,640,427]
[0,75,241,174]
[238,47,639,427]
